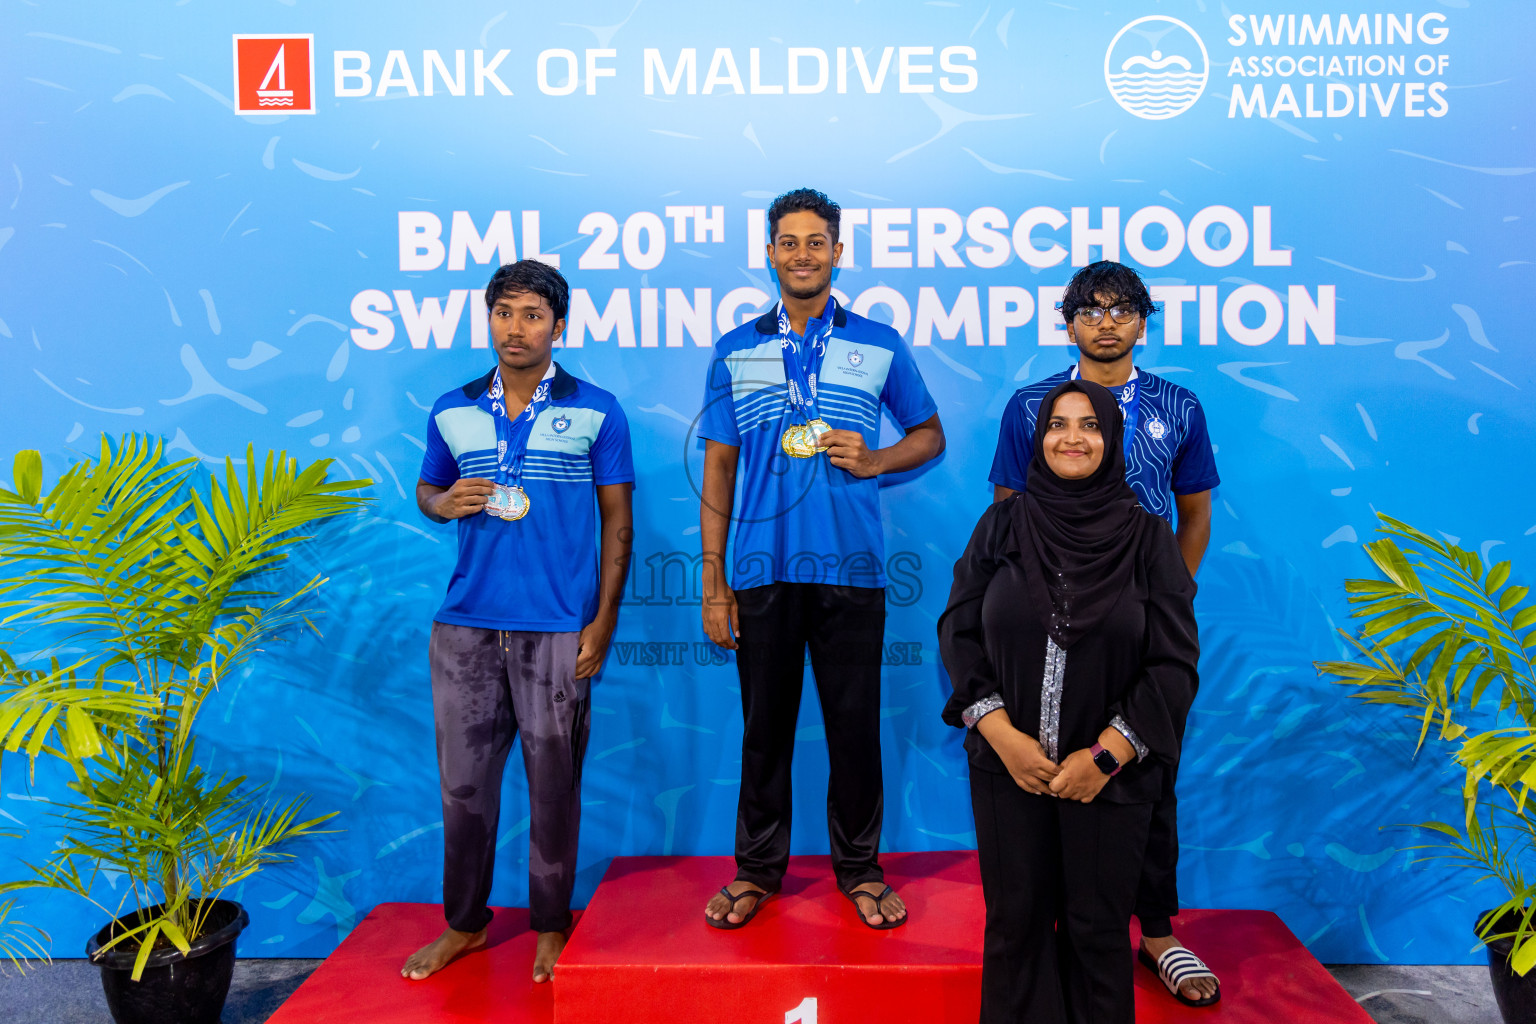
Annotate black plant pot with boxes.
[86,899,250,1024]
[1481,909,1536,1024]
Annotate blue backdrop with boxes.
[2,0,1533,965]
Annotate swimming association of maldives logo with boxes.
[233,35,315,115]
[1104,16,1208,121]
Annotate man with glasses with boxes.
[990,260,1221,1008]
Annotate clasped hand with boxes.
[991,725,1110,803]
[1048,748,1111,804]
[989,727,1059,796]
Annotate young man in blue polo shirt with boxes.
[698,188,945,930]
[991,260,1221,1007]
[402,260,634,984]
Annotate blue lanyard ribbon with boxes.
[778,302,836,425]
[1071,364,1139,457]
[486,366,553,487]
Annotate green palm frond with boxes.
[0,434,368,979]
[1316,512,1536,974]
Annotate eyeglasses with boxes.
[1074,304,1141,326]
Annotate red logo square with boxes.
[233,34,315,115]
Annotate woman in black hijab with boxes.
[939,379,1199,1024]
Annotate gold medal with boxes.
[805,419,831,448]
[503,485,530,520]
[781,424,818,458]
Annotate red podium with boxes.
[267,851,1373,1024]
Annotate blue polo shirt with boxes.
[698,298,937,590]
[420,362,634,631]
[989,365,1219,522]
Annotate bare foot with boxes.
[703,879,769,925]
[532,930,566,983]
[1141,934,1219,1002]
[847,882,906,927]
[400,926,487,981]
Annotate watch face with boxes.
[1093,747,1120,775]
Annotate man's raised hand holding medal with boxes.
[813,427,884,478]
[421,476,497,520]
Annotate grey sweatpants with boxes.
[429,623,589,934]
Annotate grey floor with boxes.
[0,959,1507,1023]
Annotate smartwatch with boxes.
[1090,742,1122,777]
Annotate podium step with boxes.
[556,851,984,1024]
[265,903,576,1024]
[266,852,1372,1024]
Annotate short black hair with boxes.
[767,188,841,247]
[485,260,569,322]
[1057,261,1157,324]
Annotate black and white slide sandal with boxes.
[1139,944,1221,1007]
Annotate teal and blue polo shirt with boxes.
[698,299,937,591]
[420,362,634,631]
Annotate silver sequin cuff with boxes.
[962,694,1006,729]
[1109,715,1150,762]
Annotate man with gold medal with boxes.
[406,261,635,985]
[697,189,946,931]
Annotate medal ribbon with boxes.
[487,365,555,490]
[1071,364,1140,457]
[778,302,836,426]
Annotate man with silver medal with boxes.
[408,261,636,988]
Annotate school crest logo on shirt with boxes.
[848,350,864,367]
[1145,415,1168,440]
[553,415,571,433]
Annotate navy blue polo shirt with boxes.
[989,365,1219,522]
[698,298,937,590]
[420,362,634,631]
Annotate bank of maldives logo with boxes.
[233,35,315,115]
[1104,16,1208,120]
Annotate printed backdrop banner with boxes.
[2,1,1533,964]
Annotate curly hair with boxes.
[1057,261,1158,325]
[767,188,842,247]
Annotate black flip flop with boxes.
[705,886,772,930]
[1139,944,1221,1007]
[843,885,907,930]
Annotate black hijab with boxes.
[1011,379,1150,649]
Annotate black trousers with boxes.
[971,769,1152,1024]
[1134,767,1179,938]
[732,582,886,893]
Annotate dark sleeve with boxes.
[1171,398,1220,495]
[938,500,1012,729]
[1108,521,1199,763]
[986,392,1030,492]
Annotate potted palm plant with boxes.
[0,435,366,1024]
[1316,513,1536,1024]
